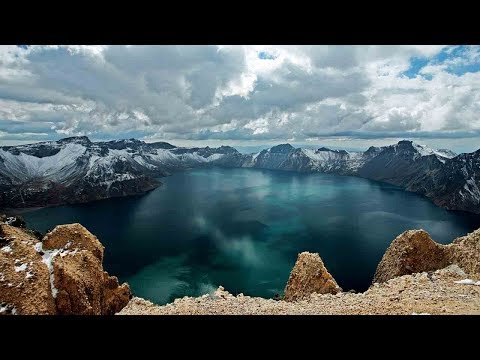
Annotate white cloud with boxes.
[1,45,480,152]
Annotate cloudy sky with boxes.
[1,45,480,153]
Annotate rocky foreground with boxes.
[0,215,131,315]
[1,215,480,315]
[119,265,480,315]
[119,229,480,315]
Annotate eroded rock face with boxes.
[373,228,480,284]
[0,219,131,315]
[0,224,56,315]
[43,223,104,262]
[284,252,341,302]
[373,230,450,284]
[449,228,480,275]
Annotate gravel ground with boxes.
[118,265,480,315]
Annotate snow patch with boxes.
[5,217,16,225]
[1,245,12,253]
[454,279,480,285]
[0,303,17,315]
[34,242,42,252]
[411,312,431,315]
[35,241,60,298]
[14,263,27,272]
[35,241,79,298]
[25,271,34,280]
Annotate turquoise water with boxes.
[23,168,480,304]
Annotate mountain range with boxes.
[0,136,479,214]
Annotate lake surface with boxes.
[23,168,480,304]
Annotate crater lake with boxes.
[22,168,480,304]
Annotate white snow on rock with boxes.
[411,143,456,162]
[0,143,87,181]
[454,279,480,285]
[34,241,80,298]
[0,303,17,315]
[35,241,60,298]
[34,242,42,253]
[14,263,27,272]
[1,245,12,253]
[412,312,431,315]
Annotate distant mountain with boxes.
[0,136,243,208]
[1,136,479,214]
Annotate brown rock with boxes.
[53,252,132,315]
[448,228,480,275]
[1,220,131,315]
[102,272,132,315]
[0,224,56,315]
[284,252,341,302]
[373,230,449,284]
[42,223,104,262]
[53,251,104,315]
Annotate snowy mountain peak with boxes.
[316,147,349,155]
[57,136,92,146]
[269,144,295,153]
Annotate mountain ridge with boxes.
[1,136,479,214]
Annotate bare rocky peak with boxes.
[283,251,342,301]
[373,228,480,284]
[0,219,131,315]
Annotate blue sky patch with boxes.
[402,57,430,79]
[402,45,480,79]
[258,51,277,60]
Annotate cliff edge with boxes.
[0,216,131,315]
[119,228,480,315]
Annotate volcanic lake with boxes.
[23,168,480,304]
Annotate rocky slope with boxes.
[373,228,480,283]
[120,228,480,315]
[1,136,479,213]
[0,216,131,315]
[119,265,480,315]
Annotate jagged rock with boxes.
[0,224,56,315]
[102,272,133,315]
[53,251,104,315]
[43,223,104,262]
[284,252,342,302]
[373,228,480,284]
[0,220,131,315]
[448,228,480,275]
[373,230,450,284]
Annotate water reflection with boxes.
[23,167,480,304]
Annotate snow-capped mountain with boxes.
[240,140,478,214]
[0,136,244,208]
[1,136,479,214]
[410,149,480,213]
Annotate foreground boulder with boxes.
[0,224,56,314]
[0,220,131,315]
[373,230,449,284]
[448,228,480,275]
[284,252,342,302]
[373,228,480,284]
